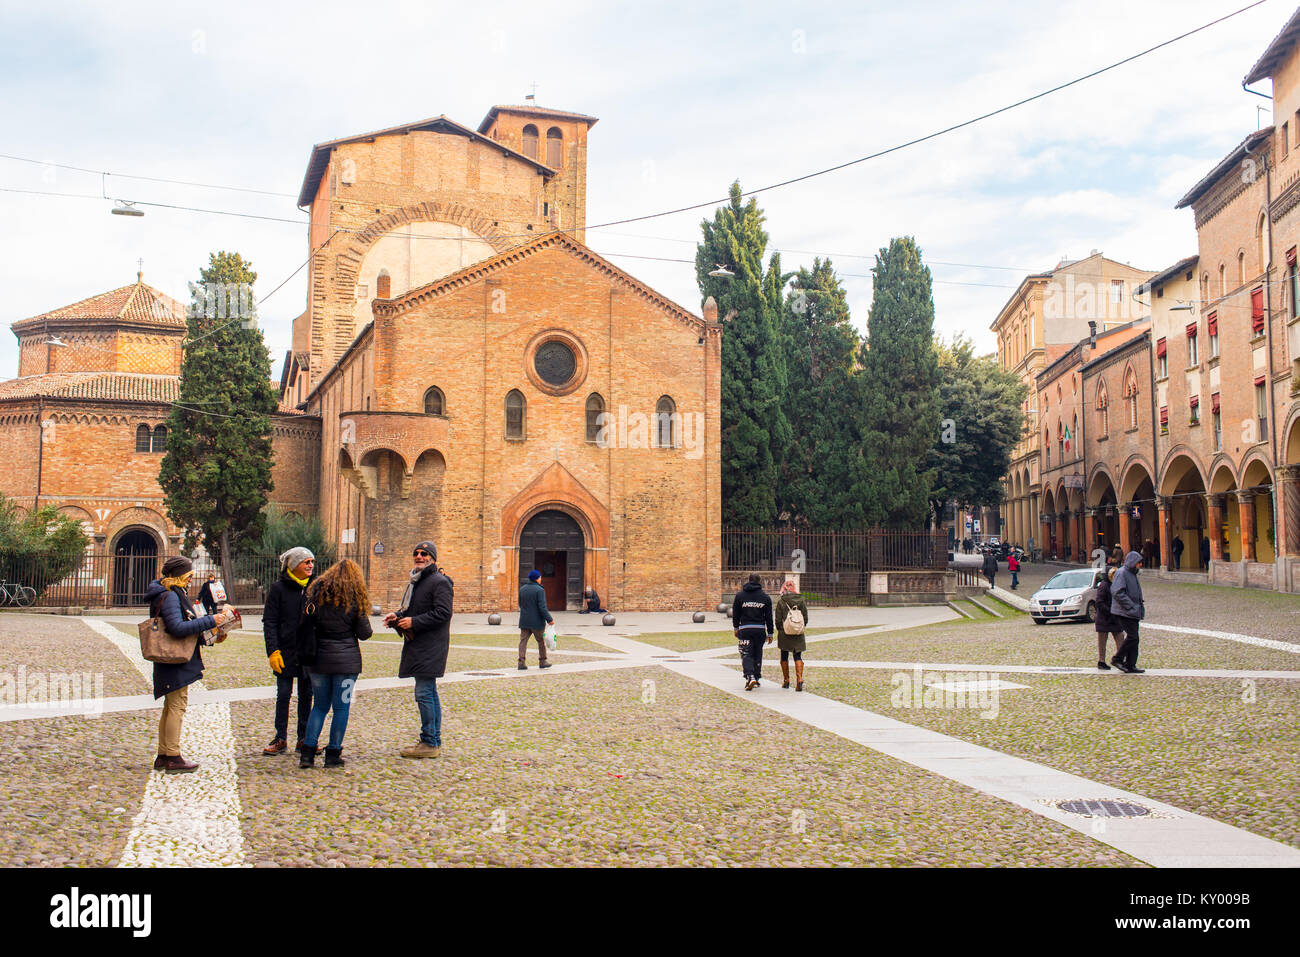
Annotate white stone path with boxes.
[24,615,1300,867]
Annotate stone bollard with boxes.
[716,603,729,615]
[692,612,706,623]
[487,613,502,626]
[602,613,616,626]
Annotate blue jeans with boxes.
[304,673,356,751]
[1011,570,1019,588]
[413,677,442,747]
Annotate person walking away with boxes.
[1200,536,1210,569]
[1092,567,1125,670]
[773,580,809,691]
[385,541,453,758]
[299,559,371,769]
[517,570,554,670]
[1007,551,1020,590]
[1109,550,1146,674]
[1171,535,1184,570]
[198,572,220,616]
[262,547,316,755]
[982,549,997,588]
[146,556,232,772]
[1109,544,1123,568]
[732,573,773,690]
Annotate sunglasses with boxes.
[413,550,432,558]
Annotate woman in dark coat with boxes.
[774,580,809,691]
[384,541,453,758]
[145,555,229,773]
[299,559,371,768]
[262,547,315,755]
[1093,567,1124,670]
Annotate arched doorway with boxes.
[112,528,159,605]
[518,509,585,611]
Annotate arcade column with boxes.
[1281,465,1300,557]
[1156,496,1172,570]
[1207,493,1226,562]
[1238,490,1257,563]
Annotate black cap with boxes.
[161,556,193,577]
[413,541,437,559]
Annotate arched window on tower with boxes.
[376,269,391,299]
[505,389,526,439]
[151,424,167,452]
[655,396,677,449]
[585,393,605,444]
[136,424,152,452]
[522,125,539,160]
[1123,365,1139,430]
[546,127,563,168]
[423,386,445,415]
[1096,378,1109,439]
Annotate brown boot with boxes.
[780,660,791,689]
[153,754,167,771]
[162,755,199,773]
[795,660,805,692]
[262,738,287,755]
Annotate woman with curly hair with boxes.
[299,559,372,768]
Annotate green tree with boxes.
[0,495,88,597]
[778,258,863,526]
[858,237,941,528]
[235,506,336,594]
[696,181,790,526]
[159,251,278,590]
[927,336,1028,527]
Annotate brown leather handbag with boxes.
[138,591,198,664]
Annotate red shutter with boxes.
[1156,337,1167,357]
[1254,373,1266,386]
[1189,395,1199,408]
[1186,322,1198,338]
[1288,246,1297,266]
[1251,287,1265,333]
[1159,406,1168,425]
[1206,312,1218,336]
[1211,392,1221,413]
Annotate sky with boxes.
[0,0,1290,381]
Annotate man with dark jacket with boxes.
[517,569,554,670]
[982,550,997,588]
[1200,536,1211,569]
[1109,550,1146,674]
[385,541,453,758]
[731,573,773,691]
[262,547,316,755]
[1171,535,1184,570]
[198,572,220,616]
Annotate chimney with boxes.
[1088,321,1097,348]
[703,296,718,324]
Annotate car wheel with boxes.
[1084,601,1096,623]
[1032,617,1046,626]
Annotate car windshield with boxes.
[1043,571,1096,590]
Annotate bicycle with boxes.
[0,581,37,607]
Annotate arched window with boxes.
[1257,213,1267,275]
[151,425,167,452]
[1096,378,1109,438]
[1219,263,1226,296]
[1238,250,1246,285]
[655,396,677,449]
[1123,365,1139,430]
[546,127,563,168]
[1200,272,1209,302]
[505,389,526,439]
[136,424,151,452]
[376,269,391,299]
[585,393,605,444]
[521,125,539,160]
[423,386,445,415]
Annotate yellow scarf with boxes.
[287,569,310,587]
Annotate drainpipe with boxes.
[34,397,44,510]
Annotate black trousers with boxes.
[738,631,766,680]
[1113,616,1141,668]
[274,673,313,741]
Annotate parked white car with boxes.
[1029,569,1102,625]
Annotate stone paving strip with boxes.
[810,668,1300,851]
[661,656,1300,867]
[732,659,1300,680]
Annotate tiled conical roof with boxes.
[11,276,185,333]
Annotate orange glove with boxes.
[268,650,284,674]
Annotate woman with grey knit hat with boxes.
[262,546,317,755]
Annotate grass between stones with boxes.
[229,666,1139,867]
[810,668,1300,850]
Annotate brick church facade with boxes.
[2,104,723,611]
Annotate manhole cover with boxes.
[465,672,503,677]
[1056,799,1151,818]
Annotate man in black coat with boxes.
[385,541,453,758]
[262,547,316,755]
[982,550,998,588]
[1171,535,1184,570]
[731,573,773,691]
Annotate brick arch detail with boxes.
[332,202,516,295]
[107,507,170,550]
[1118,455,1157,502]
[1158,445,1208,495]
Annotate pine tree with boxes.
[858,237,941,528]
[696,182,790,526]
[779,259,862,526]
[159,251,278,589]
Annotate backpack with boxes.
[781,597,805,635]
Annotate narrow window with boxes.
[1207,311,1219,359]
[1285,122,1291,158]
[1187,323,1199,365]
[151,425,167,452]
[1096,379,1109,439]
[1256,379,1269,442]
[1123,366,1139,430]
[1238,251,1246,285]
[1110,279,1123,304]
[655,396,677,449]
[521,125,539,160]
[1156,337,1168,378]
[546,127,563,168]
[1289,258,1299,319]
[1251,287,1265,336]
[423,386,444,415]
[506,389,526,439]
[585,393,605,444]
[1211,393,1222,450]
[136,424,152,452]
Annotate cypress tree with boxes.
[159,251,278,588]
[696,182,790,527]
[858,237,941,528]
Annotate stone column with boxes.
[1084,507,1098,557]
[1280,466,1300,558]
[1208,493,1226,562]
[1119,503,1133,555]
[1156,496,1172,570]
[1238,490,1257,562]
[1040,512,1052,558]
[1058,511,1071,560]
[1076,510,1086,562]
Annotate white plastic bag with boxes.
[543,622,558,651]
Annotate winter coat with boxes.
[146,579,216,699]
[1110,551,1145,620]
[1171,538,1184,557]
[398,565,454,679]
[731,581,773,636]
[1007,555,1020,573]
[263,572,310,678]
[517,580,553,631]
[197,580,219,615]
[982,552,997,579]
[305,601,372,675]
[774,592,809,652]
[1094,576,1120,634]
[584,589,604,612]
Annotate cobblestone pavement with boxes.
[2,614,149,697]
